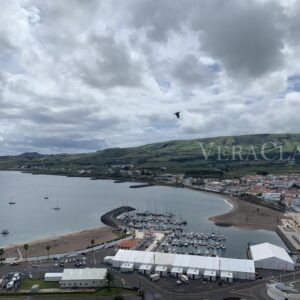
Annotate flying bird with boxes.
[174,112,180,119]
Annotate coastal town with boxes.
[2,0,300,299]
[1,170,300,299]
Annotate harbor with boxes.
[118,209,227,257]
[0,171,286,258]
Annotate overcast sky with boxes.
[1,0,300,154]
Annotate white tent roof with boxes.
[112,249,255,275]
[250,243,293,264]
[61,268,107,281]
[220,257,255,273]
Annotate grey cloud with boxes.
[1,0,300,154]
[77,34,143,89]
[191,0,285,78]
[172,54,215,87]
[130,0,286,78]
[129,0,187,42]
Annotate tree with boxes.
[0,248,4,265]
[46,245,51,260]
[23,244,29,262]
[90,238,95,252]
[105,271,114,291]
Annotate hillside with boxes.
[1,133,300,178]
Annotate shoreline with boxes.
[186,186,283,231]
[2,225,117,259]
[208,193,283,231]
[0,171,284,258]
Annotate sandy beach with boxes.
[0,185,284,260]
[209,194,283,231]
[2,226,117,259]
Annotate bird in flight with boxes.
[174,112,180,119]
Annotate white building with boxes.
[120,263,134,273]
[220,271,233,283]
[262,193,282,202]
[44,273,62,282]
[186,268,200,280]
[60,268,107,288]
[250,243,294,271]
[108,249,256,280]
[155,265,168,277]
[171,267,183,277]
[139,264,152,275]
[204,270,216,281]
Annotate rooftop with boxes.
[61,268,107,281]
[250,243,293,264]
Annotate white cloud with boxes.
[0,0,300,154]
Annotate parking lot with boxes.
[0,246,282,300]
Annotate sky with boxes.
[1,0,300,154]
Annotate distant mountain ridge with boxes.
[1,133,300,178]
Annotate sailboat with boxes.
[9,197,16,205]
[53,200,61,211]
[44,193,49,200]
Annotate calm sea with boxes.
[0,171,285,258]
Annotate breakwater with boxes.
[100,206,136,228]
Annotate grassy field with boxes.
[1,133,300,178]
[95,288,136,296]
[20,278,59,290]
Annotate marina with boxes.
[119,210,227,256]
[159,231,226,256]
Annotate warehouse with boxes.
[108,249,256,280]
[219,257,255,280]
[249,243,294,271]
[60,268,107,288]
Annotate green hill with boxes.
[1,133,300,178]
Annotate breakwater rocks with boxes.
[129,183,153,188]
[101,206,136,228]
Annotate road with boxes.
[3,246,300,299]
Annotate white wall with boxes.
[255,257,294,271]
[61,279,106,288]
